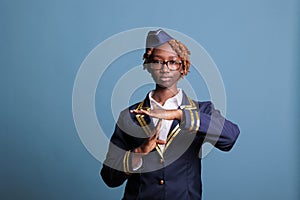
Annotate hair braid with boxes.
[167,40,191,76]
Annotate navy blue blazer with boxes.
[101,91,240,200]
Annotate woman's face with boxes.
[147,43,183,89]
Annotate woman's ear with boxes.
[180,67,185,78]
[180,67,184,74]
[180,73,185,79]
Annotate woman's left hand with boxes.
[130,108,182,121]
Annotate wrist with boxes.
[134,147,146,156]
[134,147,142,154]
[131,148,143,171]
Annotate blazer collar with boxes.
[180,90,198,110]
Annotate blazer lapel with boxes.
[164,120,181,152]
[163,91,197,153]
[134,93,154,136]
[180,90,198,110]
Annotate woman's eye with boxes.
[153,60,162,64]
[169,60,177,65]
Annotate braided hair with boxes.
[142,39,191,77]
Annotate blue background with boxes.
[1,0,299,199]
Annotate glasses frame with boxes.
[149,59,182,71]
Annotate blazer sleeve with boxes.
[180,101,240,151]
[100,112,135,187]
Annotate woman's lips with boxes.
[159,77,172,81]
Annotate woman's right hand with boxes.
[131,119,165,168]
[134,119,165,155]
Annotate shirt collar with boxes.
[148,88,183,109]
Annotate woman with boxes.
[101,29,240,200]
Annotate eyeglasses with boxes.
[150,59,182,71]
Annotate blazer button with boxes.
[159,179,165,185]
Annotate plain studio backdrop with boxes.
[0,0,299,200]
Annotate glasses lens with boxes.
[167,60,181,70]
[151,60,163,69]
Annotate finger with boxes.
[155,120,162,135]
[130,109,143,114]
[131,109,151,117]
[155,119,162,130]
[148,119,162,139]
[156,139,166,145]
[153,119,162,140]
[141,109,151,116]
